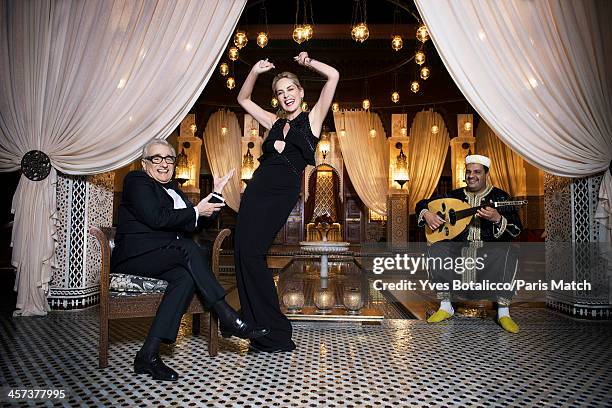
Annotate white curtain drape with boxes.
[415,0,612,236]
[0,0,246,316]
[203,110,242,212]
[476,121,526,198]
[407,109,449,214]
[333,110,388,215]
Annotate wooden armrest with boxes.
[211,229,231,277]
[89,226,114,294]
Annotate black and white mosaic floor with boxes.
[1,308,611,407]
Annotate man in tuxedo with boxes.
[111,139,268,381]
[415,155,523,333]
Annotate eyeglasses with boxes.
[145,155,176,164]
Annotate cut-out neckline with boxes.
[282,122,290,139]
[273,122,290,153]
[273,111,307,153]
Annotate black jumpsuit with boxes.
[234,111,318,351]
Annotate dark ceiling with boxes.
[193,0,471,136]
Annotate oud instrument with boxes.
[425,197,527,244]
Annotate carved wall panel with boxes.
[545,172,610,319]
[50,172,114,309]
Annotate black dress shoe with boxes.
[213,300,269,339]
[134,353,178,382]
[219,319,269,339]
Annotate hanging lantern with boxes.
[228,47,239,61]
[219,62,229,76]
[271,97,278,108]
[293,25,306,44]
[410,81,420,93]
[226,76,235,90]
[362,99,370,110]
[431,124,440,134]
[303,24,314,41]
[250,127,259,137]
[400,126,407,136]
[339,129,346,137]
[391,91,400,103]
[415,51,426,65]
[369,128,377,138]
[256,32,268,48]
[463,121,472,131]
[416,24,429,43]
[351,22,369,43]
[233,30,248,49]
[331,102,340,112]
[420,66,431,80]
[391,35,403,51]
[301,100,308,111]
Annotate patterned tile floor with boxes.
[1,308,611,407]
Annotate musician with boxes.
[415,154,523,333]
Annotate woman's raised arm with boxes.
[237,60,278,130]
[295,52,339,137]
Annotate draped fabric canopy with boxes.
[415,0,612,236]
[0,0,246,316]
[407,109,450,214]
[203,110,243,212]
[476,121,526,198]
[333,110,388,215]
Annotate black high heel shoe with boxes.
[248,341,296,353]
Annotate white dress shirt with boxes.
[164,187,199,228]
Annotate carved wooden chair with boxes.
[90,226,231,368]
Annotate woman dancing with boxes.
[235,52,339,352]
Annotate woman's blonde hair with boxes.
[271,71,302,94]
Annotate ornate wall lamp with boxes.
[394,142,409,189]
[241,142,255,184]
[318,128,331,161]
[174,143,191,186]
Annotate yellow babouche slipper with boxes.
[498,316,520,333]
[427,309,453,323]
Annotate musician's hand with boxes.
[477,206,502,223]
[423,211,445,230]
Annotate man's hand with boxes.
[423,211,445,231]
[196,193,225,217]
[213,168,235,194]
[476,206,502,223]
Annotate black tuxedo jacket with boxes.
[110,170,220,271]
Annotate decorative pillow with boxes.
[109,273,168,294]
